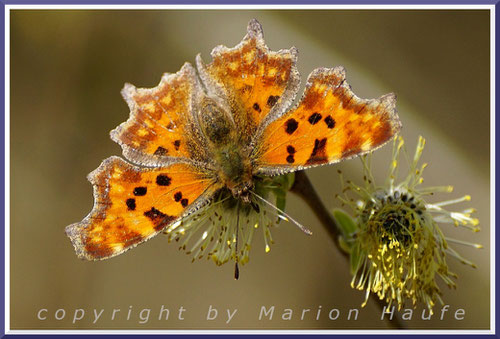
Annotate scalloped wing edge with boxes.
[255,66,402,175]
[110,62,203,167]
[65,156,218,261]
[196,19,301,131]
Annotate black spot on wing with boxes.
[308,113,322,125]
[181,198,189,207]
[267,95,280,108]
[285,119,298,135]
[252,103,262,113]
[144,207,176,231]
[156,174,172,186]
[154,146,168,156]
[306,138,328,165]
[324,115,336,129]
[126,198,136,211]
[133,187,147,196]
[174,191,182,202]
[144,207,165,220]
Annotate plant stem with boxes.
[290,171,346,257]
[290,170,404,329]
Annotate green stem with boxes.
[290,170,404,329]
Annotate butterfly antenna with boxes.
[249,191,312,235]
[234,201,240,280]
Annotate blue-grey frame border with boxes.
[0,1,497,338]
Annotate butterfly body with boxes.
[66,19,401,262]
[196,95,255,201]
[213,145,254,201]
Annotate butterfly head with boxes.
[229,180,253,203]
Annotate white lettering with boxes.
[226,309,237,324]
[207,305,218,320]
[178,306,186,320]
[455,309,465,320]
[440,305,450,320]
[301,309,310,320]
[37,309,47,320]
[93,309,104,324]
[348,309,359,321]
[421,309,432,320]
[329,309,340,320]
[158,305,169,320]
[72,309,84,323]
[111,309,120,321]
[259,306,274,320]
[402,309,413,320]
[316,306,322,320]
[139,309,150,324]
[282,309,292,320]
[126,306,132,320]
[55,309,65,320]
[381,306,395,320]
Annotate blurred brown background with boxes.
[10,10,490,330]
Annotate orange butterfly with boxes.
[66,19,401,267]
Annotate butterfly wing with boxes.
[253,67,401,175]
[196,19,300,144]
[111,63,209,166]
[65,156,219,260]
